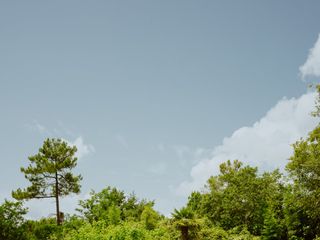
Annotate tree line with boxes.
[1,87,320,239]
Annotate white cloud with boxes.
[300,34,320,79]
[177,92,318,196]
[25,122,94,159]
[26,120,49,134]
[65,137,95,159]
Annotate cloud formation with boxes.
[26,120,49,134]
[177,92,318,196]
[65,137,95,159]
[300,34,320,78]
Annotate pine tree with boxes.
[12,138,82,225]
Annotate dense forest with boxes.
[1,87,320,240]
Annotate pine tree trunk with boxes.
[55,172,61,225]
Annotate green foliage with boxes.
[172,207,200,240]
[285,125,320,239]
[62,221,108,240]
[6,87,320,240]
[0,199,28,240]
[186,191,203,214]
[283,185,306,240]
[104,222,149,240]
[12,138,82,225]
[261,171,287,240]
[172,207,194,221]
[77,186,154,224]
[61,214,86,232]
[25,218,62,240]
[148,221,173,240]
[262,205,285,240]
[229,228,261,240]
[196,219,229,240]
[62,221,172,240]
[193,160,279,235]
[141,205,160,230]
[108,204,122,225]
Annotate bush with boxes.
[0,200,28,240]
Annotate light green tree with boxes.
[141,205,160,230]
[77,186,153,224]
[107,205,121,225]
[12,138,82,225]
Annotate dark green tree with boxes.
[186,191,203,214]
[172,207,199,240]
[286,125,320,239]
[0,200,28,240]
[188,160,286,236]
[261,171,287,240]
[12,138,82,225]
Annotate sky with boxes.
[1,1,320,218]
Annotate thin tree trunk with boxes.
[181,226,189,240]
[55,172,61,225]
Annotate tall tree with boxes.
[12,138,82,225]
[286,125,320,238]
[284,84,320,239]
[190,160,284,236]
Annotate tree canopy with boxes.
[12,138,82,225]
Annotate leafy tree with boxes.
[259,170,287,240]
[108,204,121,225]
[25,217,62,240]
[77,187,125,223]
[123,192,152,221]
[219,160,266,233]
[61,221,172,240]
[194,218,230,240]
[262,206,284,240]
[283,185,307,240]
[0,200,28,240]
[77,186,153,224]
[12,138,82,225]
[200,176,223,224]
[188,160,286,236]
[286,125,320,239]
[141,205,160,230]
[186,191,203,214]
[204,160,266,234]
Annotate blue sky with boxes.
[1,1,320,217]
